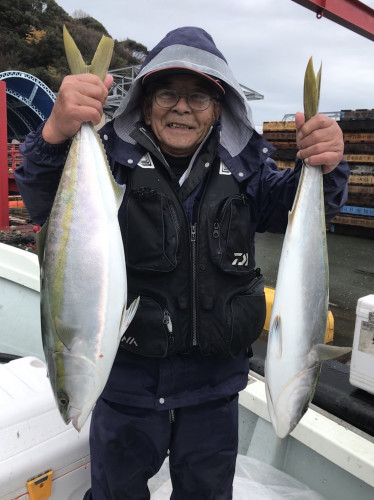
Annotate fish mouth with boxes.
[68,405,89,432]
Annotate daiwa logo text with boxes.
[232,253,248,266]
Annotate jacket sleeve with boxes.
[14,123,70,225]
[255,157,350,234]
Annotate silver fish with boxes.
[37,26,138,431]
[264,58,350,438]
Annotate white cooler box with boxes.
[0,357,91,500]
[350,294,374,395]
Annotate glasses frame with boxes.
[153,88,219,111]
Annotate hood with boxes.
[113,26,254,158]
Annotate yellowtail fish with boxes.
[264,58,350,438]
[37,26,138,431]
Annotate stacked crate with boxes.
[262,111,374,235]
[263,120,297,171]
[332,109,374,232]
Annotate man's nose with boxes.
[172,95,191,111]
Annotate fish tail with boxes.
[90,35,114,81]
[63,25,114,81]
[304,56,322,121]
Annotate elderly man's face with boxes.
[143,74,222,157]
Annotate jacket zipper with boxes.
[169,409,175,424]
[190,223,198,346]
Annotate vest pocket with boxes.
[126,188,179,272]
[227,275,266,357]
[209,195,254,274]
[120,294,174,357]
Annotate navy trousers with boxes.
[83,394,239,499]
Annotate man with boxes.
[15,27,349,499]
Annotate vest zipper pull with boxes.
[213,222,220,238]
[163,310,174,351]
[163,310,173,332]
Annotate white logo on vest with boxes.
[232,253,248,266]
[219,161,231,175]
[138,153,155,168]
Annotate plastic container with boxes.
[0,357,91,500]
[349,294,374,395]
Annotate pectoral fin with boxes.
[55,317,81,350]
[119,297,140,340]
[312,343,352,362]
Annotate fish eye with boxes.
[57,391,69,407]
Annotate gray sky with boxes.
[57,0,374,129]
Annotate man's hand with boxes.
[295,112,344,174]
[42,73,114,144]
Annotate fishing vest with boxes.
[119,155,266,358]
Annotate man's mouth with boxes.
[167,123,193,129]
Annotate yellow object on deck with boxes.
[26,470,53,500]
[264,287,334,344]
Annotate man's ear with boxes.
[142,96,152,125]
[213,100,222,123]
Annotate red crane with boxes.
[0,81,8,229]
[292,0,374,41]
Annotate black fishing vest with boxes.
[119,156,266,358]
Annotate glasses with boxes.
[154,89,217,111]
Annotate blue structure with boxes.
[0,71,56,142]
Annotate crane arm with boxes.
[292,0,374,41]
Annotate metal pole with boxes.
[0,80,9,228]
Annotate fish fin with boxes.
[55,316,80,350]
[94,132,126,206]
[269,314,282,358]
[63,25,89,75]
[120,297,140,340]
[312,343,351,362]
[89,33,114,81]
[35,221,48,266]
[63,25,114,80]
[113,182,126,209]
[303,56,321,121]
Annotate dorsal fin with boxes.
[63,25,114,81]
[35,221,48,266]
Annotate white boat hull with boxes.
[1,242,373,500]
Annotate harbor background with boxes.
[255,230,374,348]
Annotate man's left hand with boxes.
[295,112,344,174]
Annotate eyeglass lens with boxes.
[155,90,212,111]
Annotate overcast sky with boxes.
[57,0,374,129]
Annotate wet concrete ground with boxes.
[254,231,374,348]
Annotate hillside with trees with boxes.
[0,0,148,91]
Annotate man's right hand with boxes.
[42,73,114,144]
